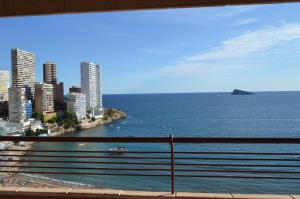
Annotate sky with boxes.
[1,3,300,94]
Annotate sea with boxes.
[21,92,300,193]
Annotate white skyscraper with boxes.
[0,69,9,101]
[67,92,87,120]
[80,62,103,117]
[11,48,36,100]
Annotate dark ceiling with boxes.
[1,0,300,18]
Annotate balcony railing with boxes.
[1,135,300,194]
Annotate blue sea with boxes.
[28,92,300,194]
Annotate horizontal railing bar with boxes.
[0,149,169,154]
[175,163,300,167]
[2,136,300,144]
[0,170,170,177]
[0,165,171,171]
[0,159,171,165]
[175,175,300,180]
[3,159,300,167]
[2,165,300,174]
[175,152,300,156]
[0,154,169,159]
[2,150,300,156]
[175,157,300,161]
[173,137,300,144]
[176,169,300,174]
[0,136,171,143]
[2,154,299,161]
[1,170,300,180]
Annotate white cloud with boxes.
[236,17,258,25]
[128,5,258,25]
[159,23,300,76]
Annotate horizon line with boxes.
[102,90,300,95]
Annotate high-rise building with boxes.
[80,62,103,117]
[0,69,9,101]
[43,61,64,104]
[69,86,81,93]
[53,82,64,104]
[67,92,86,120]
[43,61,57,84]
[35,83,54,114]
[11,48,36,100]
[8,87,26,123]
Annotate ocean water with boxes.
[28,92,300,193]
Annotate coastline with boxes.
[48,108,127,136]
[0,108,127,188]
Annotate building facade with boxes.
[35,83,54,114]
[53,82,64,104]
[8,87,26,123]
[11,49,36,100]
[80,62,103,117]
[25,100,33,119]
[0,69,9,101]
[69,86,81,93]
[43,61,57,84]
[67,92,86,120]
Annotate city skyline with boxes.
[1,48,104,125]
[1,4,300,94]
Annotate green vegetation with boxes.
[47,116,57,124]
[59,111,79,129]
[32,112,42,120]
[25,128,48,137]
[103,108,127,121]
[105,109,115,117]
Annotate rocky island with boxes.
[231,89,254,95]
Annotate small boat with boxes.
[109,146,128,154]
[78,143,85,147]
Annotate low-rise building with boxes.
[69,86,81,93]
[67,92,86,120]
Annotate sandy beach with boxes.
[0,142,93,189]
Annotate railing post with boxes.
[170,134,175,194]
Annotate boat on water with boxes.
[109,146,128,154]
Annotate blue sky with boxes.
[1,3,300,94]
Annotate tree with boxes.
[47,117,57,124]
[32,112,42,120]
[62,111,79,128]
[25,129,36,137]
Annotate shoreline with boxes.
[47,108,127,136]
[0,108,127,188]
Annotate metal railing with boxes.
[1,135,300,193]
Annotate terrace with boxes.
[1,0,300,198]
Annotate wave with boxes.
[20,173,95,188]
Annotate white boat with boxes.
[109,146,128,154]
